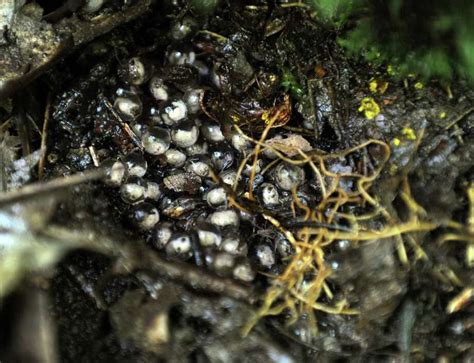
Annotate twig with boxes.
[197,30,229,42]
[14,93,32,157]
[0,168,107,206]
[40,225,258,304]
[445,107,474,129]
[66,265,107,310]
[103,99,143,150]
[0,117,12,133]
[447,287,474,313]
[248,110,281,199]
[282,125,314,135]
[279,2,309,9]
[138,251,258,304]
[26,113,42,135]
[38,93,52,179]
[88,146,100,167]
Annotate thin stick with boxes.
[0,168,107,206]
[445,107,474,129]
[197,30,229,42]
[0,117,12,133]
[279,2,309,9]
[248,111,280,199]
[88,146,100,167]
[38,93,52,179]
[43,225,257,304]
[103,99,143,150]
[140,251,257,304]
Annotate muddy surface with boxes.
[0,1,473,362]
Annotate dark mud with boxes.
[0,1,473,362]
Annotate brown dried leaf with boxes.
[265,133,312,157]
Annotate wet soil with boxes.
[1,1,473,362]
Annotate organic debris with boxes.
[1,1,474,362]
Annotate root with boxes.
[234,126,441,336]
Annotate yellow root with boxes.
[231,125,467,337]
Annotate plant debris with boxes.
[1,1,474,362]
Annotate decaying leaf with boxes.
[266,133,312,156]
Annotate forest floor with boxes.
[1,1,473,362]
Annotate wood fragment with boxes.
[38,93,52,179]
[88,146,100,167]
[447,287,474,313]
[445,107,474,129]
[138,250,258,304]
[0,168,107,206]
[103,99,143,150]
[41,226,258,304]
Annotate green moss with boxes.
[306,0,358,27]
[189,0,219,15]
[306,0,474,82]
[458,26,474,77]
[281,69,305,100]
